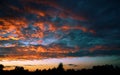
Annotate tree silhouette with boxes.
[0,64,119,75]
[57,63,64,72]
[0,64,4,71]
[14,66,24,71]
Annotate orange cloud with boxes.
[0,18,28,30]
[0,37,19,41]
[0,45,79,60]
[22,0,86,21]
[0,18,28,40]
[90,45,103,52]
[34,22,44,31]
[48,24,57,32]
[60,25,95,33]
[24,7,45,17]
[89,45,120,52]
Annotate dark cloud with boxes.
[68,64,78,67]
[67,50,120,57]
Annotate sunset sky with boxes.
[0,0,120,71]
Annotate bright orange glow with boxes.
[1,56,118,71]
[0,37,19,40]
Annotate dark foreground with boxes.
[0,63,120,75]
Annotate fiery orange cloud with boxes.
[48,24,57,32]
[0,18,28,30]
[34,22,44,31]
[31,32,44,38]
[9,19,28,28]
[0,18,28,40]
[32,22,45,38]
[0,45,79,60]
[0,37,19,41]
[0,0,97,61]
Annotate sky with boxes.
[0,0,120,71]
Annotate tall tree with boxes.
[57,63,64,72]
[0,64,4,71]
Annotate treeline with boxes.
[0,63,120,75]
